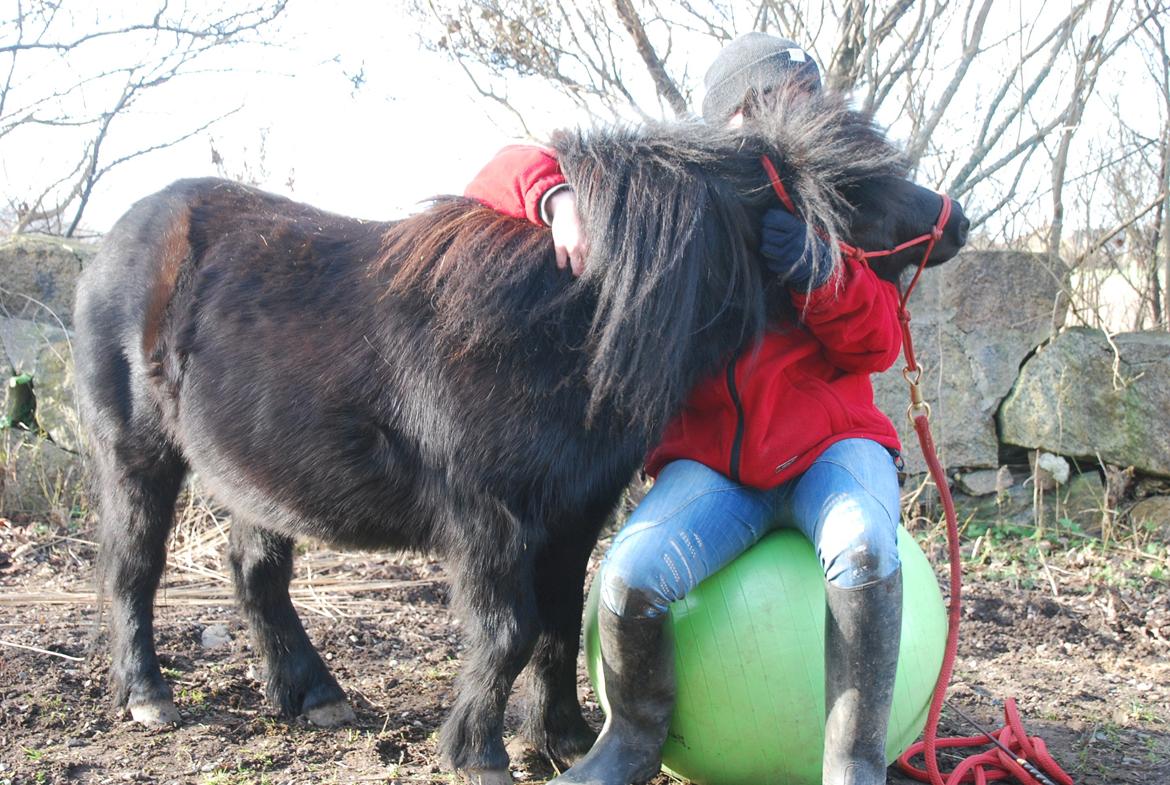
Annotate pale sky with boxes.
[1,1,1163,240]
[3,2,558,234]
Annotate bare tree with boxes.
[415,3,1139,214]
[1138,1,1170,328]
[412,0,1170,331]
[0,0,287,237]
[1024,0,1170,334]
[414,0,680,127]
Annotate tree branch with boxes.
[611,0,688,116]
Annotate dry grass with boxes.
[0,481,444,619]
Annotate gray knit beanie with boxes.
[701,32,822,123]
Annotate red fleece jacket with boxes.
[465,145,903,488]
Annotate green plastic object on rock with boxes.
[583,526,947,785]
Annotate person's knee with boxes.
[826,537,899,588]
[599,554,677,619]
[819,500,900,588]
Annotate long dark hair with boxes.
[383,90,908,432]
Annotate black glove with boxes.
[760,208,832,289]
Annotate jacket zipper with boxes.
[725,350,745,483]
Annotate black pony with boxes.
[74,90,967,785]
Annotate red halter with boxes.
[758,154,951,385]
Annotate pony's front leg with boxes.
[441,540,539,785]
[517,524,601,769]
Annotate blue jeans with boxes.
[600,438,902,618]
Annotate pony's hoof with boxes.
[303,699,356,727]
[460,768,513,785]
[129,698,180,727]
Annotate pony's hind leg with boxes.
[94,443,186,727]
[228,519,354,726]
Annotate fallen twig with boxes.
[0,637,84,662]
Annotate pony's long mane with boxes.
[382,89,908,430]
[553,124,765,428]
[382,198,577,351]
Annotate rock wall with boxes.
[872,250,1068,474]
[0,233,94,327]
[870,250,1168,530]
[999,328,1170,479]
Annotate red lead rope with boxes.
[760,156,1074,785]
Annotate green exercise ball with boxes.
[583,526,947,785]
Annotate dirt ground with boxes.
[0,510,1167,785]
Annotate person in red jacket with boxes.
[467,33,904,785]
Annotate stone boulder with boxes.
[999,328,1170,478]
[0,233,94,327]
[1129,496,1170,538]
[873,250,1068,473]
[909,466,1105,535]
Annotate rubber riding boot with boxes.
[822,569,903,785]
[549,605,674,785]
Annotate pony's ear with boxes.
[556,128,765,428]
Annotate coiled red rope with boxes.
[899,698,1073,785]
[760,155,1075,785]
